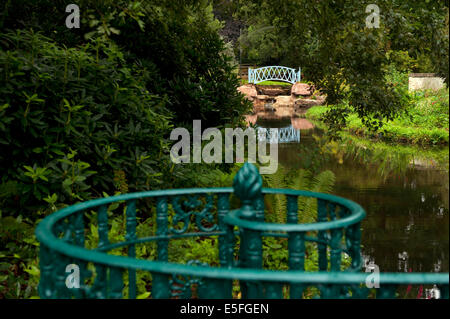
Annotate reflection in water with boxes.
[257,119,449,273]
[256,125,301,144]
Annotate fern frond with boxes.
[300,170,336,223]
[263,166,287,223]
[311,170,335,194]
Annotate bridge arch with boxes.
[248,66,301,84]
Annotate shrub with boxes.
[0,0,252,129]
[0,30,172,215]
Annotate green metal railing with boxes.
[35,163,449,299]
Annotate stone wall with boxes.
[408,73,445,91]
[238,82,326,121]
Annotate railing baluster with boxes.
[328,203,337,220]
[54,251,71,298]
[225,223,236,268]
[88,205,110,298]
[234,162,263,298]
[218,193,231,267]
[241,227,263,298]
[73,212,86,298]
[98,205,109,248]
[125,199,137,299]
[264,282,284,299]
[198,278,232,299]
[91,264,107,298]
[317,199,328,271]
[153,196,170,298]
[330,229,343,272]
[438,284,449,299]
[38,245,56,299]
[254,194,265,222]
[377,284,397,299]
[350,222,362,270]
[108,267,124,298]
[53,220,72,298]
[217,193,234,296]
[287,195,305,298]
[74,212,85,247]
[156,196,168,260]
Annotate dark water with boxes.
[257,118,449,274]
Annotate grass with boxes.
[239,78,293,86]
[338,133,449,176]
[305,88,449,146]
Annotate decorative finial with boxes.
[233,163,262,219]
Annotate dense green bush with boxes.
[0,30,172,215]
[305,87,449,145]
[0,0,252,129]
[0,1,252,299]
[0,1,254,216]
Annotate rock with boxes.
[256,107,293,120]
[273,95,294,108]
[254,95,295,119]
[291,83,311,96]
[291,118,315,130]
[294,96,325,110]
[253,104,265,113]
[255,94,271,100]
[256,85,291,96]
[274,107,294,118]
[264,103,276,112]
[253,95,275,111]
[237,84,258,101]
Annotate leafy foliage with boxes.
[0,31,172,215]
[306,88,449,145]
[230,0,448,131]
[0,1,252,299]
[1,0,252,129]
[0,215,40,298]
[262,165,335,224]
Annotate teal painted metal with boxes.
[248,66,301,84]
[35,162,449,299]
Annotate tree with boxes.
[230,0,448,131]
[1,0,252,129]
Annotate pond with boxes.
[257,118,449,274]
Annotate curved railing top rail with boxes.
[224,207,364,232]
[248,65,301,84]
[253,65,299,70]
[35,208,448,286]
[35,163,449,299]
[35,186,365,253]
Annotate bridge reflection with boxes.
[256,125,301,144]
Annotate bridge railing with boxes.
[249,66,301,84]
[35,163,449,299]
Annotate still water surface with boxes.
[257,118,449,274]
